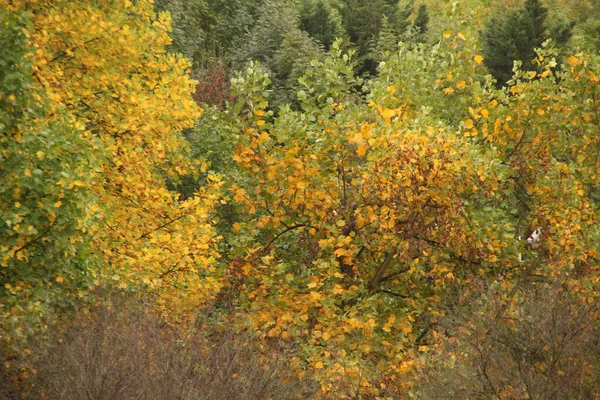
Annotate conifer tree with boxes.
[481,0,549,85]
[413,4,429,36]
[299,0,338,50]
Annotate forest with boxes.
[2,0,600,398]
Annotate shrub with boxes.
[28,294,315,400]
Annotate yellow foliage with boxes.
[18,0,221,321]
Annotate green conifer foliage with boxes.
[299,0,338,49]
[413,4,429,36]
[481,0,549,85]
[339,0,413,76]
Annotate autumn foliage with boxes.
[3,0,600,399]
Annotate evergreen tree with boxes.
[373,16,400,59]
[232,1,324,109]
[480,0,549,85]
[413,4,429,36]
[338,0,413,76]
[299,0,338,49]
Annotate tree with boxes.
[2,0,223,341]
[338,0,413,76]
[154,0,219,69]
[480,0,572,86]
[1,7,102,354]
[231,1,325,109]
[413,4,429,37]
[209,38,509,397]
[299,0,340,50]
[155,0,267,69]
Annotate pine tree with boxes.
[413,4,429,36]
[299,0,338,50]
[480,0,549,85]
[339,0,413,76]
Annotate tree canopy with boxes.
[4,0,600,398]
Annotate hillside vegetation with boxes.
[3,0,600,398]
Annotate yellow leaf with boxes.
[233,187,246,202]
[54,201,62,208]
[256,119,266,126]
[309,291,322,302]
[68,180,85,189]
[442,30,452,39]
[380,107,395,122]
[357,143,369,157]
[333,284,344,295]
[442,87,454,95]
[568,55,581,67]
[297,181,307,190]
[242,264,252,276]
[258,132,269,143]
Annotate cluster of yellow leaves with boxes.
[226,36,600,397]
[228,89,507,395]
[18,0,222,321]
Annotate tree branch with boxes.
[262,224,311,252]
[14,219,58,256]
[138,214,186,240]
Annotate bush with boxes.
[28,295,315,400]
[418,280,600,399]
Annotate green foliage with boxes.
[0,9,102,351]
[231,1,325,109]
[299,0,341,50]
[338,0,414,75]
[155,0,218,67]
[413,4,430,36]
[155,0,266,69]
[480,0,572,86]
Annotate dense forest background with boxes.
[3,0,600,398]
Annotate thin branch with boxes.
[376,289,409,298]
[14,219,57,255]
[367,252,394,292]
[262,224,311,252]
[158,262,181,279]
[138,214,186,240]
